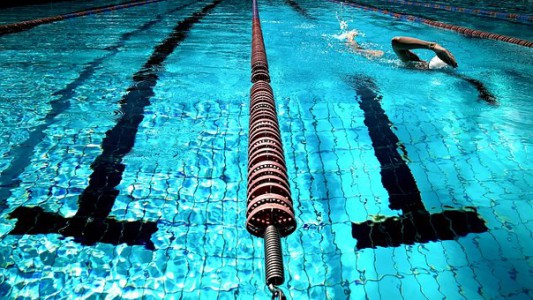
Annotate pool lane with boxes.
[7,0,223,249]
[0,0,168,36]
[0,0,132,23]
[347,75,487,249]
[332,0,533,47]
[0,1,196,211]
[284,0,316,20]
[261,1,532,298]
[367,0,533,24]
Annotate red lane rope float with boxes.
[328,0,533,48]
[0,0,165,36]
[248,0,295,239]
[367,0,533,24]
[248,0,296,295]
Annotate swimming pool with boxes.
[0,0,133,24]
[0,0,531,298]
[343,0,533,41]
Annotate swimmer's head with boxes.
[340,20,348,30]
[428,55,449,69]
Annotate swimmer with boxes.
[391,36,496,104]
[334,14,383,58]
[391,36,457,69]
[345,30,384,58]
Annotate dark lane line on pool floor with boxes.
[7,0,223,250]
[284,0,316,20]
[347,75,487,249]
[0,1,196,211]
[456,75,497,105]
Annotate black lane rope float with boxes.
[327,0,533,48]
[348,75,487,249]
[7,0,223,250]
[0,0,166,36]
[248,0,296,298]
[0,0,196,212]
[360,0,533,24]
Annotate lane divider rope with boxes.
[362,0,533,24]
[247,0,295,298]
[0,0,166,36]
[329,0,533,48]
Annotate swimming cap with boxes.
[429,55,448,69]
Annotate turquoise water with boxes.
[0,0,134,24]
[414,0,533,15]
[347,0,533,41]
[0,0,139,24]
[0,0,532,299]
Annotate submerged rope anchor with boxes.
[269,284,287,300]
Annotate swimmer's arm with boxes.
[391,36,436,50]
[392,36,458,68]
[391,36,435,63]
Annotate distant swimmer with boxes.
[333,28,384,58]
[345,30,384,58]
[334,13,384,59]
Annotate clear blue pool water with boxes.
[412,0,533,15]
[0,0,531,299]
[0,0,133,24]
[347,0,533,41]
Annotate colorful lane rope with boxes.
[329,0,533,48]
[0,0,166,36]
[366,0,533,24]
